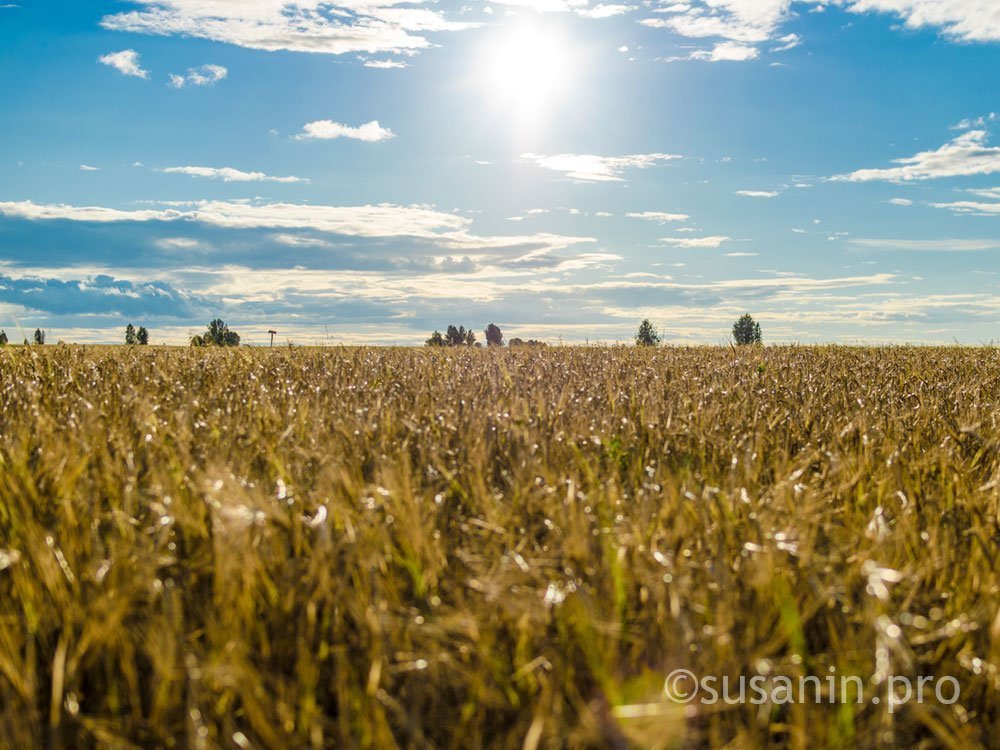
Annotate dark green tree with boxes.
[137,326,149,345]
[33,328,45,345]
[0,330,7,346]
[199,319,241,347]
[125,323,137,345]
[635,319,660,347]
[465,328,476,346]
[732,314,763,346]
[484,323,503,347]
[426,331,446,346]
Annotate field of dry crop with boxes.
[0,345,998,749]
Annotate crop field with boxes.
[0,345,998,749]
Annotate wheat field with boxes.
[0,345,998,749]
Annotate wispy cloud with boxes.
[362,58,409,69]
[297,120,396,142]
[98,49,148,79]
[662,235,732,248]
[159,166,308,183]
[521,152,682,182]
[832,129,1000,182]
[850,238,1000,252]
[0,200,594,254]
[100,1,477,58]
[169,64,227,88]
[79,164,100,172]
[736,189,780,198]
[626,211,689,222]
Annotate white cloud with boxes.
[725,251,759,256]
[850,238,1000,251]
[98,49,148,78]
[156,237,205,249]
[0,200,594,254]
[968,187,1000,200]
[660,41,761,62]
[641,1,1000,65]
[736,189,780,198]
[626,211,690,222]
[888,198,913,206]
[159,166,308,183]
[79,164,100,172]
[362,58,409,69]
[169,64,228,88]
[693,41,760,61]
[951,113,997,130]
[930,200,1000,216]
[297,120,396,142]
[832,130,1000,182]
[662,235,732,248]
[577,4,634,18]
[521,152,682,182]
[100,1,477,58]
[771,32,800,51]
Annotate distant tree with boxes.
[426,330,446,347]
[484,323,504,347]
[509,337,547,347]
[445,325,463,346]
[635,319,660,347]
[125,323,137,345]
[137,326,149,345]
[465,328,476,346]
[732,314,763,346]
[197,318,241,347]
[33,328,45,345]
[0,330,7,346]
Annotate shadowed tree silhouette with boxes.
[193,319,241,347]
[426,331,446,346]
[137,327,149,345]
[484,323,504,347]
[0,330,7,346]
[33,329,46,345]
[732,314,763,346]
[635,319,660,347]
[125,324,137,345]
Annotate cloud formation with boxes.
[159,166,308,183]
[101,1,476,58]
[0,200,594,254]
[521,152,682,182]
[832,130,1000,182]
[642,1,1000,64]
[626,211,690,222]
[736,189,780,198]
[0,273,197,317]
[169,64,228,88]
[661,235,732,248]
[98,49,149,78]
[297,120,396,141]
[850,238,1000,251]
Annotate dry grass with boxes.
[0,345,998,749]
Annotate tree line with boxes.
[0,314,765,348]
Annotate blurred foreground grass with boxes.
[0,345,998,749]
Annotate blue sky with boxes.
[1,0,999,345]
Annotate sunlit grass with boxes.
[0,345,997,748]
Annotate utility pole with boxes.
[268,330,277,347]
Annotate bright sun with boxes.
[481,21,574,125]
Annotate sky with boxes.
[1,0,999,346]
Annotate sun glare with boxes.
[481,21,574,126]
